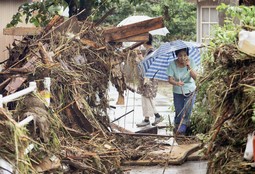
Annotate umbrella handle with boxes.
[152,70,159,79]
[180,87,192,97]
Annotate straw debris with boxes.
[0,16,133,173]
[193,34,255,173]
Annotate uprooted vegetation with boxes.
[191,4,255,174]
[0,16,135,173]
[0,14,200,173]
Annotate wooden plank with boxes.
[5,76,27,94]
[114,33,149,43]
[3,27,42,36]
[104,17,164,42]
[187,149,207,161]
[122,143,202,165]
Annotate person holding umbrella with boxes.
[166,47,197,135]
[136,34,163,127]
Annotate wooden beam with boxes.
[114,33,149,43]
[104,17,164,42]
[3,27,42,36]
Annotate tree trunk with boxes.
[64,0,78,17]
[78,0,92,21]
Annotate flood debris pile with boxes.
[192,21,255,174]
[0,16,129,174]
[1,13,184,173]
[111,133,202,166]
[203,44,255,173]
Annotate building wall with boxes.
[196,0,239,43]
[0,0,33,62]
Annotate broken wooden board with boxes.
[104,17,164,42]
[187,148,207,161]
[3,27,43,36]
[4,76,27,94]
[114,33,149,43]
[122,143,202,165]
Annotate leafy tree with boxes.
[160,0,197,41]
[7,0,197,42]
[104,0,196,41]
[7,0,68,27]
[7,0,138,27]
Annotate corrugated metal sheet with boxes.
[0,0,29,62]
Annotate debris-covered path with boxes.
[108,82,208,174]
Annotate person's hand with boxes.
[184,57,191,69]
[176,81,184,86]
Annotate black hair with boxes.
[175,48,189,56]
[145,33,153,45]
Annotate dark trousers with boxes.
[173,92,196,126]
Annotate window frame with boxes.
[199,6,218,43]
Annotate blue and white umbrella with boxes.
[140,40,201,81]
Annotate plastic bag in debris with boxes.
[238,29,255,55]
[244,131,255,161]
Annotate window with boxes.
[200,6,218,44]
